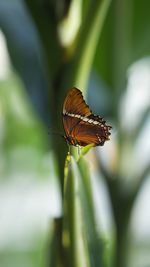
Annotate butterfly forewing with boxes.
[63,87,92,116]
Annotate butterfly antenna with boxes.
[48,128,64,139]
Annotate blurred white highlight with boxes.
[120,58,150,130]
[58,0,82,46]
[0,31,10,79]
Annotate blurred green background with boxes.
[0,1,150,267]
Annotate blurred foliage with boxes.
[0,0,150,267]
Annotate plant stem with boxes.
[72,0,111,92]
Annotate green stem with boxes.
[112,0,133,102]
[72,0,111,91]
[64,155,86,267]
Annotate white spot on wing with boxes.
[64,112,103,126]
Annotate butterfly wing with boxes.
[71,119,111,146]
[62,87,111,146]
[63,115,81,144]
[63,87,92,116]
[63,88,92,143]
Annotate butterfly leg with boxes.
[64,136,71,154]
[67,142,71,154]
[77,145,81,156]
[68,145,71,155]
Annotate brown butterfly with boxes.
[63,87,111,147]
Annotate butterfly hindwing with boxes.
[71,119,111,146]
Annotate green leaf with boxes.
[63,153,105,267]
[80,144,95,157]
[63,154,88,267]
[132,0,150,60]
[68,144,94,161]
[78,157,104,267]
[94,0,150,94]
[48,218,64,267]
[71,0,111,92]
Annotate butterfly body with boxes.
[63,88,111,147]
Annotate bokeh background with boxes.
[0,1,150,267]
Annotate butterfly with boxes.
[62,87,111,147]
